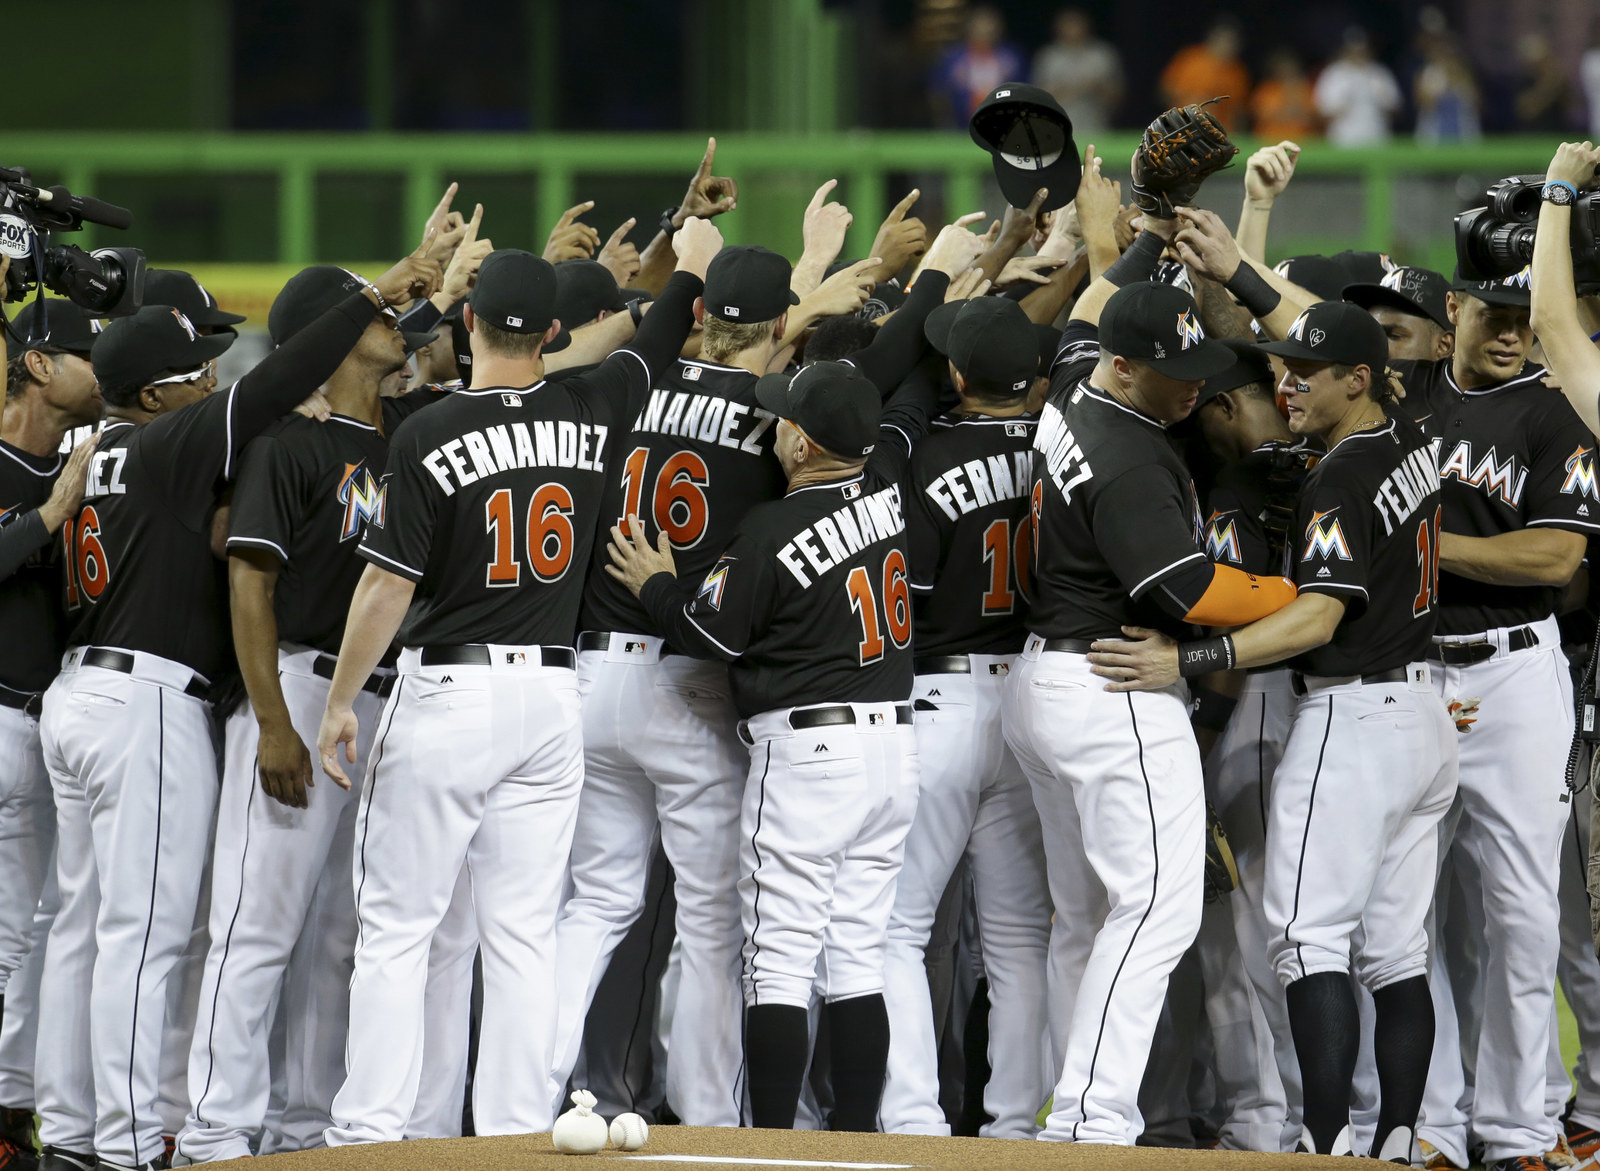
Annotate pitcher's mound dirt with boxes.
[248,1126,1385,1168]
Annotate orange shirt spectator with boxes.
[1251,49,1319,141]
[1160,21,1250,131]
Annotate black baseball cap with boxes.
[468,250,571,352]
[924,297,1036,394]
[554,259,626,327]
[443,297,471,380]
[704,246,800,324]
[1272,255,1348,300]
[1258,301,1390,372]
[1329,250,1395,287]
[269,265,438,352]
[969,83,1081,213]
[754,360,880,459]
[1034,323,1061,374]
[1343,265,1452,330]
[1452,266,1532,308]
[92,305,233,389]
[6,298,101,361]
[144,269,247,333]
[1098,282,1235,381]
[1196,339,1275,408]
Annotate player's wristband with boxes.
[1178,634,1235,678]
[659,206,681,235]
[1102,231,1165,288]
[1223,262,1282,318]
[1543,180,1578,206]
[1189,681,1238,732]
[627,296,645,327]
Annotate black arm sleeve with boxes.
[398,299,444,335]
[848,270,949,396]
[0,511,52,583]
[638,571,733,660]
[624,271,703,385]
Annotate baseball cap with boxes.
[269,265,438,352]
[1452,265,1532,308]
[754,360,880,459]
[1272,255,1348,300]
[5,298,101,361]
[467,250,571,352]
[1343,265,1452,330]
[1328,250,1396,287]
[1195,339,1275,408]
[554,259,626,328]
[1034,323,1061,374]
[924,297,1036,395]
[144,269,247,333]
[92,305,233,389]
[1258,301,1390,372]
[1098,282,1235,381]
[969,84,1081,213]
[703,246,800,324]
[442,297,471,380]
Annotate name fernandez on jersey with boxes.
[629,386,777,452]
[776,484,906,588]
[421,419,609,496]
[1036,398,1093,502]
[922,447,1033,520]
[1373,444,1439,535]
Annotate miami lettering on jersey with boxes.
[1302,508,1352,561]
[923,451,1034,520]
[422,420,609,496]
[1203,510,1242,563]
[1561,445,1600,503]
[630,389,776,454]
[1372,445,1439,535]
[1438,440,1527,508]
[338,461,387,540]
[1035,401,1093,503]
[776,485,906,588]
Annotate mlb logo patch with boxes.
[723,305,741,317]
[505,652,527,665]
[988,662,1010,676]
[502,393,522,407]
[868,712,885,725]
[506,315,523,327]
[684,365,702,381]
[843,482,861,500]
[1006,423,1027,437]
[624,641,648,654]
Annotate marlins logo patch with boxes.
[1561,445,1599,502]
[1203,510,1242,564]
[1302,508,1351,561]
[696,559,733,611]
[338,462,387,539]
[1175,309,1204,350]
[170,308,199,342]
[1285,309,1311,342]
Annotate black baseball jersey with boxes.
[1202,441,1317,577]
[360,272,701,646]
[1392,359,1600,634]
[1290,415,1441,676]
[226,388,446,654]
[1031,322,1206,641]
[64,293,383,680]
[639,379,937,717]
[904,411,1038,656]
[0,442,68,692]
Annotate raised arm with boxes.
[1236,141,1300,261]
[1530,141,1600,434]
[790,180,853,298]
[635,137,740,295]
[1174,207,1317,339]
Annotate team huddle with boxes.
[5,86,1600,1171]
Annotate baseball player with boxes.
[142,271,248,339]
[173,259,460,1163]
[34,253,437,1171]
[314,228,717,1145]
[1386,268,1595,1171]
[603,352,946,1132]
[1341,265,1455,363]
[0,300,102,1169]
[878,294,1051,1140]
[1093,300,1457,1162]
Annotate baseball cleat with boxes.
[35,1149,95,1171]
[1547,1132,1579,1168]
[1415,1137,1465,1170]
[1565,1116,1600,1164]
[1482,1157,1553,1171]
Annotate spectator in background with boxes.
[1032,8,1124,133]
[1413,25,1481,142]
[1250,48,1319,142]
[1584,26,1600,138]
[930,5,1026,129]
[1160,18,1250,131]
[1515,32,1572,132]
[1315,27,1402,145]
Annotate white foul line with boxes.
[621,1157,916,1169]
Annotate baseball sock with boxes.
[1286,971,1359,1154]
[824,994,890,1131]
[1370,975,1434,1157]
[744,1004,809,1129]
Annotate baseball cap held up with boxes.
[1258,300,1390,372]
[969,84,1081,213]
[704,246,800,324]
[93,305,233,389]
[469,250,571,352]
[1098,282,1234,381]
[754,360,880,460]
[924,297,1037,394]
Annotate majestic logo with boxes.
[338,461,387,540]
[170,308,199,342]
[1302,508,1352,561]
[1203,510,1242,564]
[1175,309,1204,350]
[697,559,732,611]
[1438,441,1526,508]
[1561,445,1600,502]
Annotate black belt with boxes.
[914,655,970,675]
[0,681,42,718]
[789,703,914,730]
[311,653,395,697]
[1040,638,1099,654]
[418,644,577,670]
[1291,666,1408,696]
[576,631,682,657]
[1427,625,1536,666]
[81,648,210,700]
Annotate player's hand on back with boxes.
[544,201,602,263]
[293,389,334,422]
[604,515,678,597]
[672,217,724,280]
[259,718,315,809]
[1087,626,1181,692]
[316,703,361,791]
[38,429,100,535]
[372,237,445,307]
[1547,141,1600,191]
[1244,141,1301,204]
[1173,207,1243,282]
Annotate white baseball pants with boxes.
[1555,781,1600,1132]
[0,703,53,1000]
[0,870,56,1108]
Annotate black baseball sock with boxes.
[744,1004,809,1129]
[1370,975,1434,1158]
[824,994,890,1131]
[1286,971,1359,1153]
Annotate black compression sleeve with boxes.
[1223,263,1283,318]
[229,292,378,463]
[1102,232,1165,288]
[849,270,948,396]
[0,511,51,583]
[625,271,702,384]
[638,571,731,661]
[398,299,443,335]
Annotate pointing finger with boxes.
[697,136,717,178]
[808,179,838,212]
[429,182,458,223]
[413,225,439,258]
[556,201,595,228]
[460,203,483,248]
[886,188,921,223]
[951,211,986,230]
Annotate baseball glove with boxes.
[1131,98,1240,218]
[1204,802,1240,903]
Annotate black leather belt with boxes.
[1291,666,1408,696]
[81,648,210,700]
[790,704,914,729]
[914,655,970,675]
[1427,625,1536,666]
[311,653,395,697]
[576,631,681,657]
[418,644,577,670]
[0,681,42,718]
[1041,638,1099,654]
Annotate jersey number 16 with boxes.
[484,484,576,586]
[62,505,110,610]
[847,549,912,666]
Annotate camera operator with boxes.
[1530,141,1600,433]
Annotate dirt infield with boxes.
[249,1125,1377,1169]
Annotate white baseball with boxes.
[609,1111,649,1151]
[552,1106,608,1154]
